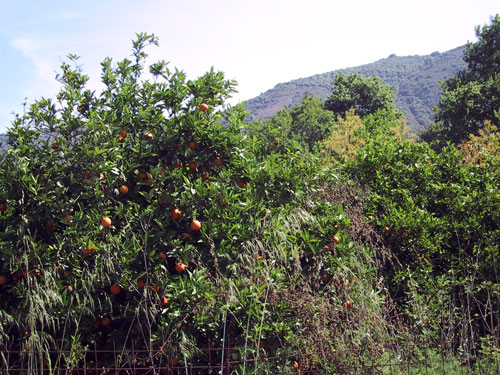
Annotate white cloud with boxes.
[11,37,60,99]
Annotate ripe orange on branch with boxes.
[0,275,8,285]
[119,130,128,138]
[119,185,129,194]
[169,357,180,366]
[159,296,169,307]
[101,317,111,327]
[171,208,182,220]
[200,103,209,112]
[110,284,121,295]
[188,161,198,170]
[175,263,187,273]
[101,217,112,227]
[0,203,6,213]
[191,219,202,231]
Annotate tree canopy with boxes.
[324,73,400,119]
[424,14,500,144]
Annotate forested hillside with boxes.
[244,46,466,132]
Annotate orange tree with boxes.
[0,34,392,373]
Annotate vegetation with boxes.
[1,14,500,375]
[422,14,500,144]
[325,73,401,119]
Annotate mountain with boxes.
[243,46,466,132]
[0,134,7,151]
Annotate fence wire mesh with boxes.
[1,340,499,374]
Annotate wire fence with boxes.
[1,340,500,375]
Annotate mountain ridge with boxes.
[243,45,467,132]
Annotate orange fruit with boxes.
[346,300,352,309]
[402,232,409,238]
[99,172,105,179]
[101,217,112,227]
[417,256,423,263]
[201,172,210,181]
[159,252,167,260]
[333,235,341,244]
[237,180,247,189]
[175,263,187,273]
[200,103,209,112]
[181,232,191,240]
[0,203,6,213]
[32,269,41,277]
[191,219,202,231]
[159,296,169,307]
[138,172,148,180]
[292,361,299,370]
[144,132,154,141]
[82,247,96,256]
[110,284,121,295]
[188,161,198,170]
[0,275,8,285]
[67,285,74,292]
[384,226,390,232]
[171,208,182,220]
[51,141,59,150]
[119,130,128,138]
[101,317,111,327]
[64,215,72,223]
[149,285,160,293]
[117,136,124,143]
[47,219,56,230]
[169,357,180,366]
[137,279,145,289]
[214,156,223,166]
[320,275,329,283]
[119,185,129,194]
[188,141,197,150]
[425,253,431,259]
[344,280,349,288]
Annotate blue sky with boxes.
[1,0,499,133]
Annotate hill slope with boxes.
[244,46,466,132]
